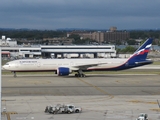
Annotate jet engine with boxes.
[57,67,72,76]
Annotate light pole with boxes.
[0,46,1,119]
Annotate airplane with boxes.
[2,38,153,77]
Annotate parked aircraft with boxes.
[2,38,153,77]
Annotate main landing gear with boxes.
[75,70,86,77]
[13,71,17,78]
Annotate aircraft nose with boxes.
[2,65,5,70]
[2,65,7,70]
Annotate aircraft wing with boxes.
[71,63,107,70]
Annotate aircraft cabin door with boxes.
[70,61,74,66]
[37,62,41,67]
[15,62,19,68]
[98,61,102,67]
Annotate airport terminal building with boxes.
[41,45,116,58]
[1,45,116,59]
[0,36,116,59]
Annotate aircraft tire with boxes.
[81,74,86,77]
[75,74,78,77]
[75,109,79,113]
[75,73,85,77]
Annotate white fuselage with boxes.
[3,58,128,72]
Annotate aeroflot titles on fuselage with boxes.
[20,61,38,64]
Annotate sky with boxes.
[0,0,160,30]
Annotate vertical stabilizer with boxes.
[128,38,153,63]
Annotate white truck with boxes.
[136,113,148,120]
[45,104,82,114]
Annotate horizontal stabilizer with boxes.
[135,60,153,65]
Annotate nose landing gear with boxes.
[13,71,17,78]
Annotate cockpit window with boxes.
[5,63,9,65]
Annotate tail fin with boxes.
[128,38,153,63]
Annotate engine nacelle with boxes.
[57,67,72,76]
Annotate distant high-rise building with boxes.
[68,27,130,44]
[104,31,130,44]
[91,32,104,43]
[109,27,117,32]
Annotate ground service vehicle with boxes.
[45,104,82,114]
[136,113,148,120]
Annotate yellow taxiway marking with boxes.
[77,77,114,99]
[127,100,158,104]
[1,112,18,115]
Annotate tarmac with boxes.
[1,71,160,120]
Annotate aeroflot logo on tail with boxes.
[135,44,151,55]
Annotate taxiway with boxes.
[1,74,160,120]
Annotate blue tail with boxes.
[127,38,153,65]
[90,38,153,71]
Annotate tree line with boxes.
[0,29,66,39]
[0,29,160,45]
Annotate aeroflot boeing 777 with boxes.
[3,38,153,77]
